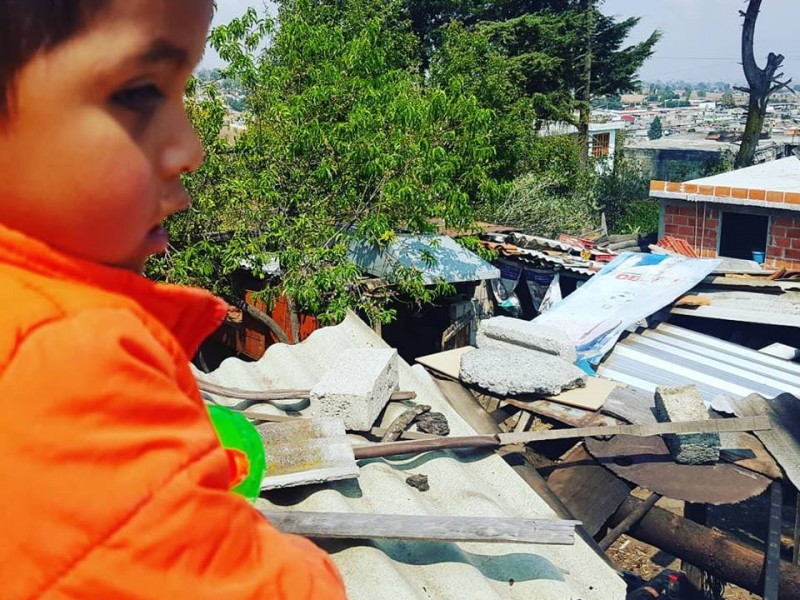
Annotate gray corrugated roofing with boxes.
[201,313,625,600]
[598,323,800,403]
[671,289,800,328]
[349,234,500,284]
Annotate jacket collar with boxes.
[0,223,226,357]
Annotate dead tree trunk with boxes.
[734,0,793,169]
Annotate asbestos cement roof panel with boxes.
[200,313,625,600]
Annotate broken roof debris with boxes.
[201,313,626,600]
[199,206,800,598]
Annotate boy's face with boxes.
[0,0,213,273]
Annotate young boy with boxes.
[0,2,346,598]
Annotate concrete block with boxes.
[459,348,586,397]
[310,348,398,431]
[476,316,577,363]
[654,385,720,465]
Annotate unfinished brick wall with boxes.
[662,201,800,269]
[662,202,720,258]
[767,214,800,269]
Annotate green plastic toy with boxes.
[206,404,267,502]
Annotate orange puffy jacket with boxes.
[0,224,347,600]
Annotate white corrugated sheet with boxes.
[201,313,625,600]
[598,322,800,404]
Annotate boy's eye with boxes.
[111,84,164,113]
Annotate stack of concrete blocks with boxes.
[654,385,720,464]
[310,348,399,431]
[461,317,585,396]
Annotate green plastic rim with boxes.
[206,404,267,501]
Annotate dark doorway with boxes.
[718,212,769,261]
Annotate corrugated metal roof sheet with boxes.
[671,289,800,328]
[598,323,800,403]
[481,241,597,276]
[349,234,500,284]
[201,313,625,600]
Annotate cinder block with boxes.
[654,385,720,465]
[476,316,577,363]
[310,348,398,431]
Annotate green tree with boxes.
[648,116,663,140]
[719,91,736,107]
[408,1,660,124]
[152,0,502,325]
[480,135,597,237]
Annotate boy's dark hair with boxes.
[0,0,109,117]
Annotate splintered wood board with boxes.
[416,346,474,380]
[544,377,617,411]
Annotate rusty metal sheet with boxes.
[585,434,771,505]
[547,444,631,536]
[730,393,800,490]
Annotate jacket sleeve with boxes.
[0,308,347,600]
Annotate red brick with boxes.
[772,216,794,228]
[772,236,791,249]
[676,226,696,238]
[670,215,690,227]
[791,237,800,250]
[771,226,788,238]
[783,248,800,261]
[787,227,800,239]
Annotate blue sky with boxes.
[203,0,799,84]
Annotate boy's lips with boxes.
[145,224,170,254]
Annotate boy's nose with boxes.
[159,107,205,179]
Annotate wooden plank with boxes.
[502,398,622,428]
[547,444,631,536]
[543,377,617,411]
[415,346,474,380]
[261,510,580,545]
[599,385,658,424]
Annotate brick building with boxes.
[649,156,800,269]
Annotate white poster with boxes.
[533,252,721,364]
